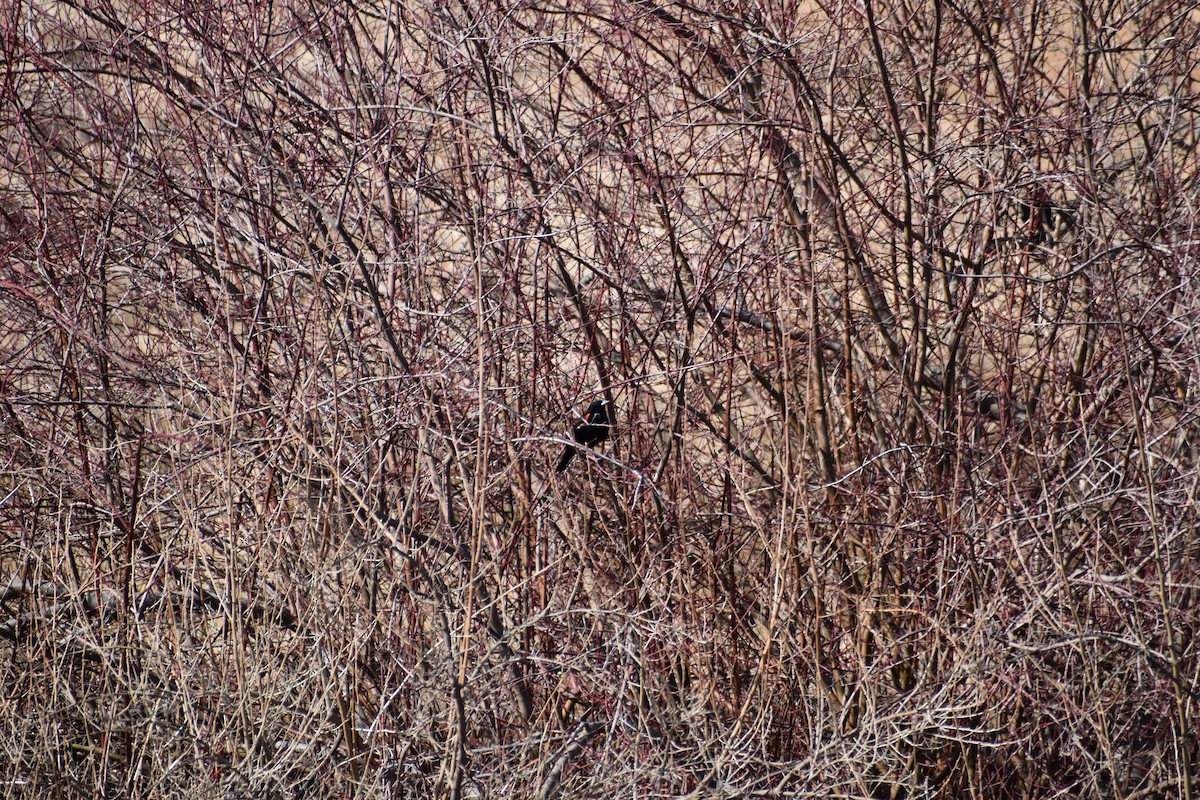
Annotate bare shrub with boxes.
[2,0,1198,797]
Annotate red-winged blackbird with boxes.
[556,399,612,473]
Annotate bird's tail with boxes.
[555,445,576,473]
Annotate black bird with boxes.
[556,399,612,473]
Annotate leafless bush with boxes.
[2,0,1198,797]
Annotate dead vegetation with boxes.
[2,0,1199,797]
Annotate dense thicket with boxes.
[3,0,1199,796]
